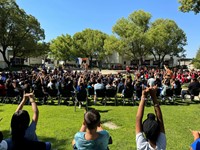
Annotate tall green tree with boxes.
[193,47,200,69]
[112,10,152,64]
[179,0,200,14]
[147,19,187,67]
[50,34,74,61]
[0,0,45,67]
[73,29,108,66]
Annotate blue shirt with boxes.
[25,121,38,141]
[74,130,110,150]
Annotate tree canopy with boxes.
[73,28,108,62]
[112,10,152,63]
[179,0,200,14]
[193,47,200,69]
[0,0,45,66]
[147,19,187,67]
[50,34,74,61]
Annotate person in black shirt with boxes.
[181,78,200,100]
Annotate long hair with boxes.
[11,110,30,142]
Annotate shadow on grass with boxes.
[101,119,113,124]
[2,130,67,150]
[133,97,200,107]
[39,136,67,150]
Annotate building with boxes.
[102,52,181,68]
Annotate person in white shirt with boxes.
[135,86,166,150]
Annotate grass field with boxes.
[1,99,200,150]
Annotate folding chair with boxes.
[3,89,20,104]
[60,88,73,105]
[74,88,88,111]
[105,89,117,106]
[190,88,200,101]
[47,88,59,105]
[95,89,106,105]
[122,88,134,106]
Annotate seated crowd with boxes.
[0,65,200,105]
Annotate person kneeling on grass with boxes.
[72,109,111,150]
[136,86,166,150]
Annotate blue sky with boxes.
[16,0,200,58]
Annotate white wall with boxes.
[24,57,43,65]
[105,51,180,66]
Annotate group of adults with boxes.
[0,65,200,149]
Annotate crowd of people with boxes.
[0,65,200,149]
[0,65,199,104]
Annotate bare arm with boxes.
[191,130,200,141]
[79,122,87,132]
[16,93,28,112]
[135,89,148,134]
[29,93,39,124]
[150,87,165,133]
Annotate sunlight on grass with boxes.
[1,102,200,150]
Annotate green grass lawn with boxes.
[1,99,200,150]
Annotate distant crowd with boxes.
[0,65,199,103]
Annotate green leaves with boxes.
[50,34,74,61]
[0,0,45,66]
[193,47,200,69]
[73,29,108,59]
[148,19,187,57]
[112,10,152,62]
[179,0,200,14]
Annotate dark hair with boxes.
[0,131,3,142]
[84,109,100,130]
[142,113,160,141]
[11,110,30,141]
[97,78,101,83]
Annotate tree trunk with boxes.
[0,46,11,67]
[90,56,93,69]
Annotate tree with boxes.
[193,47,200,69]
[147,19,187,67]
[112,10,152,65]
[73,29,108,67]
[50,34,74,61]
[0,0,45,67]
[179,0,200,14]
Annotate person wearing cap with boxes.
[136,86,166,150]
[72,109,111,150]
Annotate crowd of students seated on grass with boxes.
[0,65,200,106]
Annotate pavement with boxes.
[72,69,126,75]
